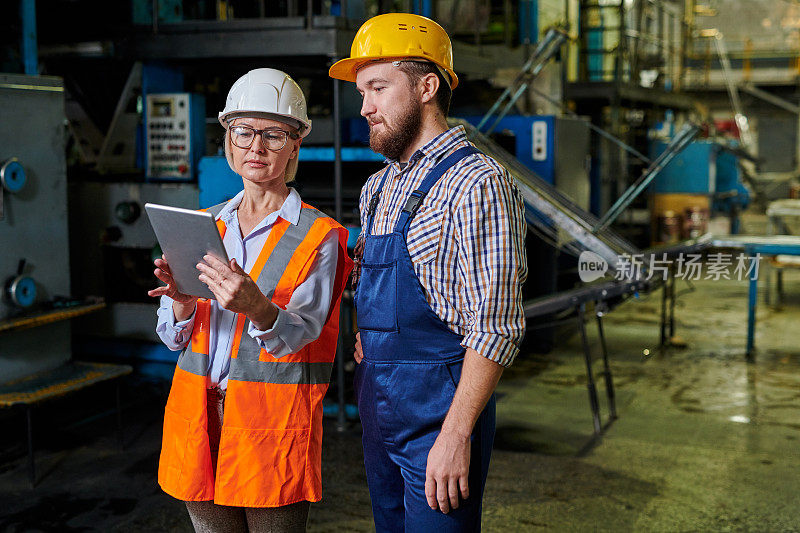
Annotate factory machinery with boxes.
[6,2,799,448]
[0,74,132,486]
[0,74,102,382]
[59,26,756,439]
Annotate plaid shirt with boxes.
[353,126,528,367]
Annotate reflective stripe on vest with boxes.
[177,205,331,385]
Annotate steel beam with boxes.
[738,83,800,115]
[118,26,350,59]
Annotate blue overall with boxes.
[355,146,496,533]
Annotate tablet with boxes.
[145,203,230,300]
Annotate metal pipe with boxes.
[578,304,602,435]
[668,263,676,339]
[712,32,754,151]
[333,77,346,432]
[596,311,617,420]
[420,0,432,18]
[116,383,124,450]
[660,273,668,345]
[504,0,512,48]
[738,83,800,115]
[474,0,481,51]
[20,0,38,75]
[27,406,35,487]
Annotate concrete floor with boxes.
[2,271,800,531]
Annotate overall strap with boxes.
[393,145,480,235]
[365,166,393,236]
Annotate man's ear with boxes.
[419,72,440,105]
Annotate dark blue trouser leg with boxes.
[399,398,495,533]
[358,362,405,533]
[362,434,406,533]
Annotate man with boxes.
[329,13,528,532]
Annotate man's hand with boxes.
[354,332,363,363]
[197,255,277,330]
[423,348,504,514]
[425,430,470,514]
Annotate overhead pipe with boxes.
[20,0,38,75]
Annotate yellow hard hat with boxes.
[329,13,459,89]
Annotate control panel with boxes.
[145,93,204,181]
[532,120,548,161]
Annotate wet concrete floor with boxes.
[1,272,800,531]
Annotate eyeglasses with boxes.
[229,125,298,151]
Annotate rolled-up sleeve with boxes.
[454,170,528,367]
[155,296,196,351]
[247,229,340,358]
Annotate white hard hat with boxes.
[218,68,312,137]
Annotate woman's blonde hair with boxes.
[224,118,301,183]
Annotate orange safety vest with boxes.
[158,200,353,508]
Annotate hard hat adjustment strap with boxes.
[390,60,452,88]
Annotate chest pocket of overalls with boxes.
[355,257,399,332]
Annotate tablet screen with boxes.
[145,203,230,299]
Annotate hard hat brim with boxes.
[329,56,459,89]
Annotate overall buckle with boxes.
[403,190,426,216]
[368,192,381,216]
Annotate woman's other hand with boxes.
[197,255,278,330]
[149,255,197,304]
[149,256,197,321]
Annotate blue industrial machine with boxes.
[134,63,206,182]
[197,146,383,208]
[460,114,591,210]
[713,146,750,234]
[144,92,206,182]
[67,63,206,379]
[649,139,717,194]
[649,138,750,233]
[198,156,242,208]
[456,115,592,351]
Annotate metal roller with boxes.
[6,275,37,308]
[4,259,37,308]
[1,158,27,193]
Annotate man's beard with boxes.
[368,99,423,161]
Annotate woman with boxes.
[149,68,352,532]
